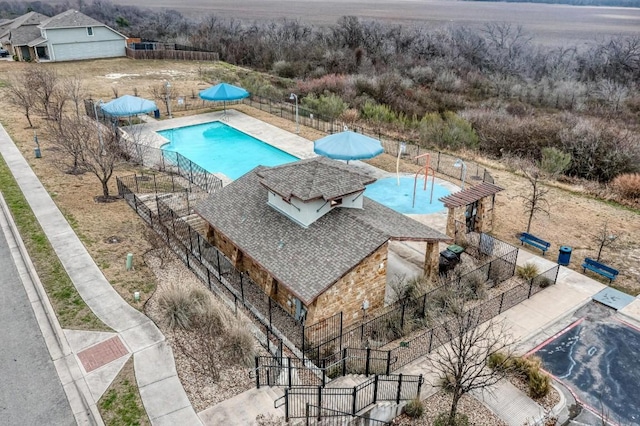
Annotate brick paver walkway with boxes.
[78,336,129,373]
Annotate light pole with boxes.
[454,158,467,190]
[289,93,299,134]
[165,81,172,119]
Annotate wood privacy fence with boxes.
[125,47,219,61]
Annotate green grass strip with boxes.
[0,153,108,330]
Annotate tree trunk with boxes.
[449,391,462,425]
[526,209,534,233]
[25,109,33,128]
[101,180,110,198]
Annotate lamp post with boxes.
[454,158,467,190]
[165,81,172,119]
[289,93,299,134]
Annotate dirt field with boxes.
[43,0,640,45]
[0,57,637,307]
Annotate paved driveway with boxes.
[534,304,640,425]
[0,225,74,425]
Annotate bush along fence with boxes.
[243,94,493,186]
[275,373,423,421]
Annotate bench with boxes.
[582,258,619,283]
[519,232,551,256]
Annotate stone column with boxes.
[423,241,440,283]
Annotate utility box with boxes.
[558,246,572,266]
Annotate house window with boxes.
[87,27,94,36]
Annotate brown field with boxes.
[43,0,640,45]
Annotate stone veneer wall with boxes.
[445,206,467,239]
[475,195,495,233]
[305,243,388,328]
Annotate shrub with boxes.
[158,285,201,330]
[539,147,571,177]
[536,277,553,288]
[517,262,539,281]
[439,373,456,393]
[611,173,640,199]
[487,352,511,371]
[301,93,348,120]
[419,111,478,150]
[403,398,424,418]
[434,412,469,426]
[528,370,551,398]
[226,322,257,367]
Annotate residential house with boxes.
[0,9,126,62]
[196,157,451,327]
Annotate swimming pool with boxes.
[158,122,298,180]
[365,177,450,214]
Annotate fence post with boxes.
[153,174,157,193]
[287,357,292,388]
[255,357,260,389]
[284,389,289,421]
[396,374,403,404]
[216,250,221,274]
[342,348,347,376]
[352,385,357,415]
[240,273,245,302]
[428,329,434,353]
[305,403,310,426]
[338,312,343,352]
[317,386,322,420]
[386,351,392,375]
[528,279,534,298]
[365,348,371,376]
[269,297,273,328]
[436,151,441,172]
[185,248,190,268]
[499,292,505,314]
[373,375,379,405]
[418,374,424,397]
[134,173,139,193]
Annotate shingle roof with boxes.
[439,182,504,208]
[9,25,43,46]
[196,160,450,304]
[257,157,375,202]
[0,11,49,42]
[39,10,104,29]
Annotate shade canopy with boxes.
[100,95,158,117]
[314,130,384,161]
[199,83,249,102]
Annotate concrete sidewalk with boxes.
[0,124,200,425]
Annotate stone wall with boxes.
[475,195,495,233]
[305,243,388,328]
[446,206,467,239]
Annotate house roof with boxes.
[39,10,105,29]
[0,11,49,43]
[439,182,504,208]
[196,159,450,305]
[257,157,375,202]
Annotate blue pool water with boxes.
[159,122,298,180]
[365,177,450,214]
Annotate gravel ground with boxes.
[508,374,560,412]
[144,252,267,412]
[392,391,508,426]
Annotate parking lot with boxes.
[534,303,640,425]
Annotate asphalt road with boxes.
[0,225,75,426]
[535,306,640,425]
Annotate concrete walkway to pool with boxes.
[0,124,201,425]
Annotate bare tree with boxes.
[80,120,127,200]
[517,166,550,233]
[429,289,513,425]
[151,82,175,117]
[29,67,59,119]
[143,227,174,269]
[593,222,620,262]
[6,72,37,127]
[61,76,85,117]
[44,115,89,174]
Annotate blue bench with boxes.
[582,258,619,283]
[519,232,551,256]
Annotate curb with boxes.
[0,193,104,425]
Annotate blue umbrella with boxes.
[100,95,157,117]
[314,129,384,162]
[199,83,249,112]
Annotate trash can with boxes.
[558,246,572,266]
[153,109,160,119]
[34,147,41,158]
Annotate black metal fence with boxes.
[276,374,423,421]
[303,404,391,425]
[304,232,519,364]
[243,94,492,186]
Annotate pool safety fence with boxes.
[276,373,423,421]
[303,232,518,364]
[243,94,493,186]
[302,404,391,425]
[117,173,557,389]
